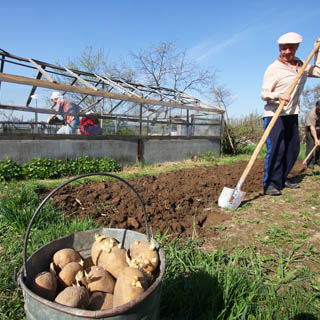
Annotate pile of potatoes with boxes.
[30,234,160,310]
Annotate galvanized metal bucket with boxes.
[18,173,166,320]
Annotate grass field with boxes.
[0,151,319,320]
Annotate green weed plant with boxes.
[0,156,121,182]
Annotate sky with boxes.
[1,0,320,119]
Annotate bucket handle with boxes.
[22,172,150,278]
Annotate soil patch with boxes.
[47,158,308,242]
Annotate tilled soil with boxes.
[47,158,306,242]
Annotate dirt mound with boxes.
[47,158,306,241]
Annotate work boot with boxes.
[264,185,282,196]
[284,181,300,189]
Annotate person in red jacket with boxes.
[80,114,102,135]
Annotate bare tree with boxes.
[0,109,19,121]
[212,86,234,120]
[302,84,320,112]
[54,46,136,112]
[0,105,25,122]
[50,42,225,124]
[130,40,216,94]
[67,46,109,75]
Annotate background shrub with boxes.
[0,158,23,181]
[66,155,121,176]
[22,158,68,179]
[0,156,121,182]
[222,112,308,156]
[222,112,264,155]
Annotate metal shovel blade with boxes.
[218,186,246,210]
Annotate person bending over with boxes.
[305,101,320,168]
[47,91,81,134]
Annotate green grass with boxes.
[160,238,320,320]
[0,184,99,320]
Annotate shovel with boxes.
[218,40,320,210]
[302,144,317,165]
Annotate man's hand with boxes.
[278,93,290,104]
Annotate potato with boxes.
[53,248,81,272]
[91,234,118,266]
[86,266,115,293]
[54,286,89,309]
[128,239,159,277]
[113,267,148,308]
[83,256,94,271]
[88,292,113,310]
[58,262,83,288]
[97,242,128,279]
[31,271,57,301]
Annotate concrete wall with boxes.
[142,138,219,163]
[0,135,220,165]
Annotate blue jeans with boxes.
[57,119,80,134]
[263,115,300,190]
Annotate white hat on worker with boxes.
[51,91,63,100]
[277,32,303,44]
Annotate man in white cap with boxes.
[47,91,81,134]
[261,32,320,196]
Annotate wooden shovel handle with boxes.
[236,40,320,190]
[302,144,318,165]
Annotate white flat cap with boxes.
[51,91,63,100]
[277,32,303,44]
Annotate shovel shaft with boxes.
[236,41,320,191]
[302,144,318,165]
